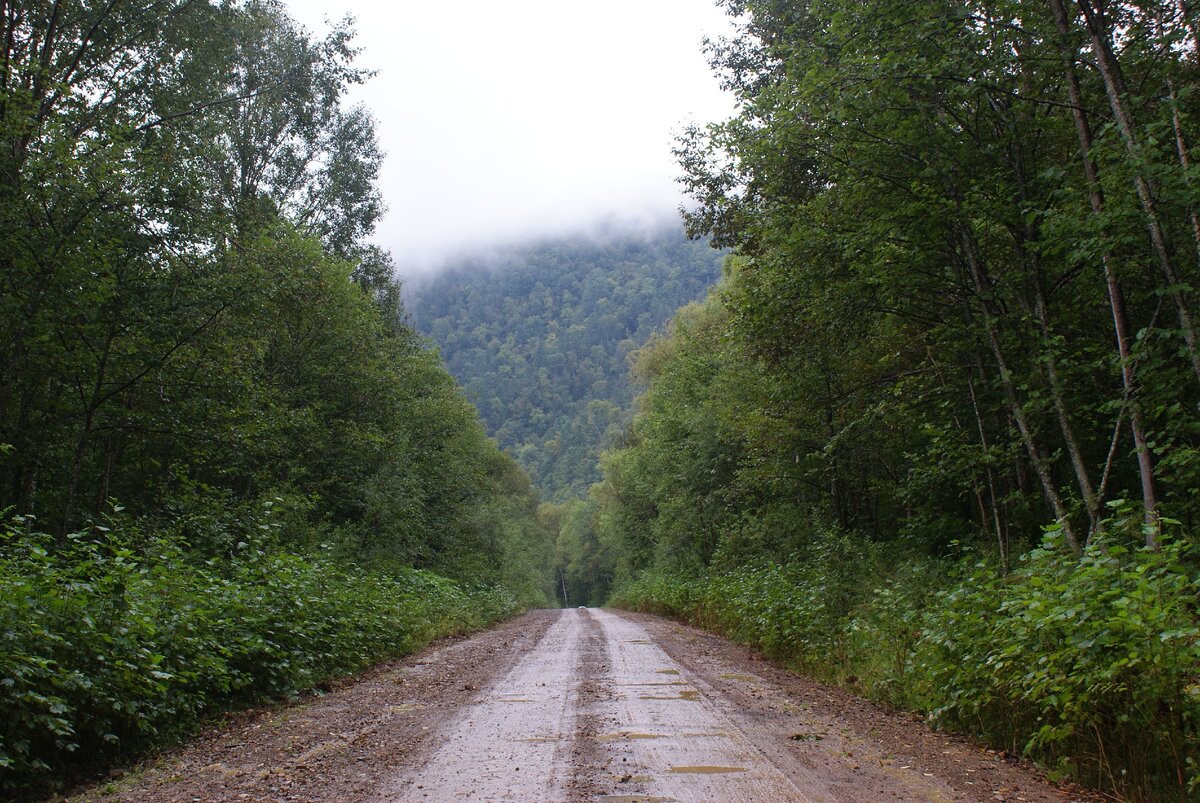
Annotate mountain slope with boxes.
[406,228,725,500]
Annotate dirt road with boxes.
[75,609,1094,803]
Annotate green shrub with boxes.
[921,527,1200,799]
[0,515,519,798]
[613,529,896,677]
[611,521,1200,799]
[843,557,946,708]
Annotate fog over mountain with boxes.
[282,0,736,270]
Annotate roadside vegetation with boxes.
[6,0,1200,799]
[0,512,522,793]
[611,523,1199,799]
[0,1,552,796]
[562,0,1200,798]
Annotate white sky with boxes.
[283,0,736,272]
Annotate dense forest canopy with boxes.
[406,232,725,500]
[0,1,553,794]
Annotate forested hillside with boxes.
[407,233,724,500]
[566,0,1200,799]
[0,2,552,796]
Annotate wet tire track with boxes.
[565,610,612,802]
[380,610,589,801]
[589,608,814,802]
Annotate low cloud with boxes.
[284,0,735,273]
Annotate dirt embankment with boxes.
[69,608,1098,803]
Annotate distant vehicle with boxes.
[578,605,587,609]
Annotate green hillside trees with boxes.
[408,232,725,500]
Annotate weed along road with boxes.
[77,609,1091,803]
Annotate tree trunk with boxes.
[1052,0,1161,546]
[1177,0,1200,59]
[1029,263,1100,536]
[59,408,94,540]
[958,223,1081,553]
[968,376,1008,571]
[1075,0,1200,387]
[1167,77,1200,271]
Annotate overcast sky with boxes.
[283,0,736,273]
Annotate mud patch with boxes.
[591,610,811,801]
[597,732,669,742]
[290,740,348,766]
[383,612,590,801]
[566,609,614,802]
[384,703,424,714]
[637,689,700,701]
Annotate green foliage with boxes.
[0,0,557,591]
[0,2,556,794]
[669,0,1200,549]
[407,231,725,500]
[582,1,1200,796]
[611,528,926,685]
[545,497,617,606]
[0,512,519,798]
[923,518,1200,796]
[611,521,1200,798]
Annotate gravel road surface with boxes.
[72,608,1097,803]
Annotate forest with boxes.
[5,0,1200,799]
[406,233,724,500]
[555,0,1200,798]
[0,1,553,795]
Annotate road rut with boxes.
[589,608,809,801]
[381,609,586,801]
[74,608,1093,802]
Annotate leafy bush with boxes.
[612,529,898,678]
[922,527,1200,798]
[0,514,519,798]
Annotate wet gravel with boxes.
[65,608,1102,803]
[66,611,557,803]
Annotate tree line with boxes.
[0,1,552,794]
[572,0,1200,797]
